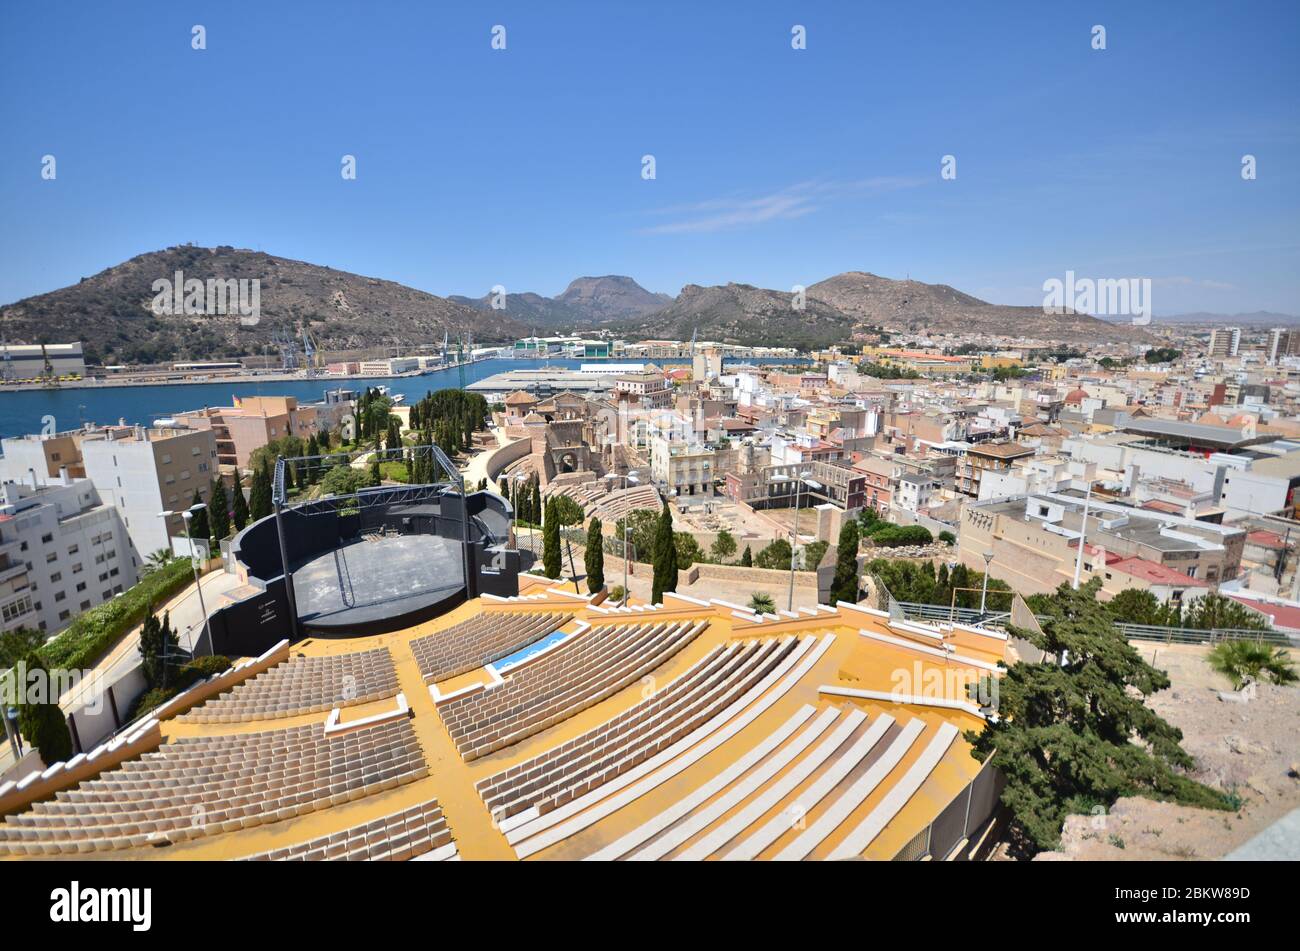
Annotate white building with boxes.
[0,477,137,636]
[79,426,220,563]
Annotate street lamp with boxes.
[157,504,214,657]
[513,471,534,562]
[1071,480,1096,590]
[979,550,995,615]
[788,470,822,611]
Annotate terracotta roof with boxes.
[1108,557,1209,587]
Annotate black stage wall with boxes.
[215,488,520,655]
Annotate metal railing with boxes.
[892,754,1004,861]
[885,598,1293,646]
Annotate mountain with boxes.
[450,275,671,330]
[807,271,1154,343]
[554,276,672,323]
[615,283,856,349]
[0,245,526,365]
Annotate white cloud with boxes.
[641,177,925,235]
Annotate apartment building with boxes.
[79,426,220,562]
[0,431,87,484]
[955,440,1036,496]
[172,396,302,469]
[0,478,136,635]
[649,435,715,497]
[960,492,1245,601]
[1207,327,1241,358]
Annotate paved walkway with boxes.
[56,568,242,709]
[1224,807,1300,860]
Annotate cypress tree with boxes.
[249,458,272,520]
[585,517,605,593]
[542,497,562,579]
[231,470,250,531]
[830,520,861,604]
[530,478,542,527]
[16,653,72,764]
[188,489,209,542]
[740,545,752,567]
[651,501,678,604]
[208,478,230,542]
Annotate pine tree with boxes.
[208,478,230,542]
[231,471,250,531]
[830,520,861,604]
[585,517,605,593]
[542,497,563,579]
[968,579,1235,851]
[651,501,678,604]
[16,653,72,764]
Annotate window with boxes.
[110,567,119,577]
[45,552,57,564]
[79,600,90,611]
[41,533,53,544]
[101,589,112,600]
[72,563,83,574]
[161,454,172,464]
[49,572,61,583]
[0,596,33,623]
[58,610,70,622]
[67,544,79,556]
[76,582,86,592]
[54,591,65,602]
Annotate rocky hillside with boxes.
[808,271,1153,343]
[451,275,671,330]
[616,283,856,349]
[0,245,526,365]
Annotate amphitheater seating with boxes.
[242,798,456,861]
[179,647,399,724]
[438,618,707,761]
[477,636,800,820]
[0,719,427,856]
[410,611,571,684]
[542,482,661,524]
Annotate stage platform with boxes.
[292,534,466,636]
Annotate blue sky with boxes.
[1,0,1297,315]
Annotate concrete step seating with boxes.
[180,647,400,724]
[410,611,572,684]
[241,798,456,861]
[0,719,427,856]
[439,618,708,761]
[477,636,799,820]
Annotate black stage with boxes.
[292,534,465,636]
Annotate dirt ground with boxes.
[1028,642,1300,861]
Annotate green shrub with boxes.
[869,525,933,548]
[938,531,956,545]
[608,585,626,603]
[39,559,195,671]
[127,655,231,720]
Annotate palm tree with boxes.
[748,592,776,615]
[1208,640,1297,689]
[142,548,173,576]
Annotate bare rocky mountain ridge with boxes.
[808,271,1155,344]
[450,275,672,329]
[0,246,526,365]
[2,248,1156,363]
